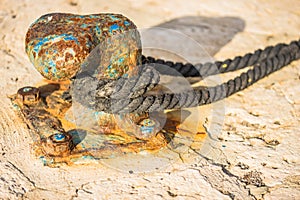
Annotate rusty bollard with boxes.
[25,13,158,142]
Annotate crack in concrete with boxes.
[6,161,36,188]
[70,182,94,200]
[189,147,254,200]
[191,168,237,200]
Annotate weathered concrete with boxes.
[0,0,299,199]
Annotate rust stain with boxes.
[10,81,207,167]
[11,13,207,167]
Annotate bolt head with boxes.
[17,86,40,104]
[52,133,66,142]
[138,118,158,139]
[42,132,73,157]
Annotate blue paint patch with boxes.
[48,60,57,74]
[33,34,78,54]
[124,21,130,26]
[63,34,79,43]
[39,156,47,165]
[80,24,88,28]
[44,67,49,74]
[49,60,56,67]
[139,119,156,135]
[82,155,94,160]
[109,24,119,33]
[108,69,118,78]
[140,126,154,134]
[109,14,119,21]
[33,37,49,53]
[54,133,65,141]
[118,57,124,63]
[95,26,101,35]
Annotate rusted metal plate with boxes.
[9,82,206,167]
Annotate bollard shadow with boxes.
[38,83,60,97]
[68,129,87,147]
[141,16,245,63]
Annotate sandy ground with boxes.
[0,0,300,199]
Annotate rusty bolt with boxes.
[137,118,159,139]
[17,86,40,104]
[42,132,73,157]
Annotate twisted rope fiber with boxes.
[141,40,293,77]
[72,39,300,114]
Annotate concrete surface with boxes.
[0,0,299,199]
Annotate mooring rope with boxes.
[71,39,300,114]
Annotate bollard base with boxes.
[9,81,205,167]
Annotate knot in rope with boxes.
[71,39,300,114]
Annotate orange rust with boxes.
[10,80,207,166]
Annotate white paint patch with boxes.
[47,16,53,22]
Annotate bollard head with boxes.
[25,13,141,81]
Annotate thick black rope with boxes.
[71,39,300,114]
[141,41,291,77]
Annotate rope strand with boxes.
[141,41,292,77]
[71,39,300,114]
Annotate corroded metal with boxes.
[139,119,157,135]
[25,13,141,81]
[17,86,40,105]
[9,84,178,166]
[10,13,206,166]
[25,13,147,140]
[26,12,150,136]
[10,82,205,166]
[42,132,73,157]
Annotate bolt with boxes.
[17,86,40,104]
[114,113,159,139]
[42,132,73,157]
[53,132,67,142]
[137,118,158,139]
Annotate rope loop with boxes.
[71,39,300,114]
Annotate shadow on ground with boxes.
[141,16,245,63]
